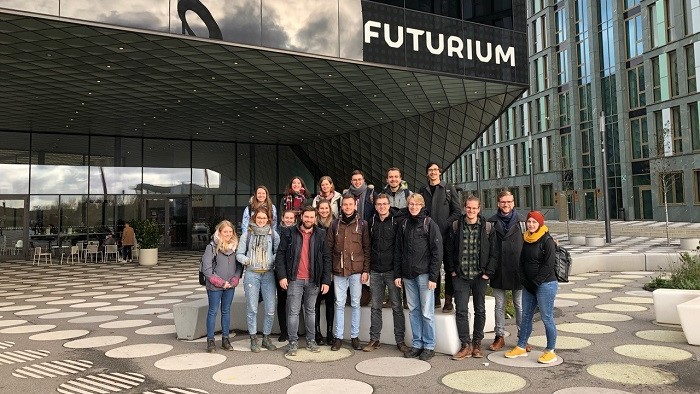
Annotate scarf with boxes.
[348,182,368,219]
[284,189,306,212]
[524,224,548,243]
[497,209,519,232]
[248,224,271,270]
[341,211,357,225]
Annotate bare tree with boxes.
[651,121,674,246]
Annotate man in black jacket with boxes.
[419,161,462,312]
[275,206,332,356]
[363,194,409,353]
[446,195,494,360]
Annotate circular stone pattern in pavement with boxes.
[135,325,177,335]
[487,351,564,368]
[621,271,653,275]
[557,293,597,300]
[105,343,173,358]
[0,324,56,334]
[553,388,635,394]
[69,302,112,309]
[38,311,87,320]
[635,330,687,343]
[213,364,291,385]
[567,276,589,281]
[29,330,89,341]
[126,308,170,315]
[15,308,61,316]
[0,305,36,312]
[558,322,616,334]
[613,344,693,361]
[553,299,578,308]
[96,305,139,311]
[579,273,601,277]
[68,315,118,324]
[587,363,677,385]
[595,303,647,312]
[64,335,128,349]
[625,290,652,297]
[528,335,591,350]
[576,312,632,322]
[230,338,271,352]
[587,283,624,288]
[442,370,527,393]
[356,357,430,377]
[100,319,152,329]
[284,346,353,362]
[610,296,653,304]
[600,278,633,283]
[612,274,646,279]
[154,353,227,370]
[571,287,612,294]
[288,379,373,394]
[0,320,28,328]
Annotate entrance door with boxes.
[635,186,654,220]
[0,197,29,259]
[144,197,190,250]
[583,190,597,219]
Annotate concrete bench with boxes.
[585,236,605,247]
[569,235,586,245]
[679,238,699,250]
[652,288,700,325]
[677,296,700,346]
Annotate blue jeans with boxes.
[244,270,276,336]
[518,280,558,350]
[403,273,435,350]
[493,288,522,337]
[286,279,319,342]
[334,273,362,339]
[206,288,235,340]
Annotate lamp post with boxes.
[528,132,535,209]
[600,112,612,243]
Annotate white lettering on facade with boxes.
[362,20,515,67]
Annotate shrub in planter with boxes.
[645,241,700,291]
[130,219,161,249]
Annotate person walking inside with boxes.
[446,195,493,360]
[314,199,336,345]
[201,220,242,353]
[241,185,277,235]
[394,194,442,361]
[505,211,558,364]
[237,207,280,353]
[275,206,332,356]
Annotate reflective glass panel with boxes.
[142,139,191,194]
[29,195,59,249]
[30,134,89,195]
[254,145,277,194]
[237,144,251,195]
[170,0,262,45]
[339,0,363,60]
[89,136,142,195]
[192,141,236,194]
[0,131,30,194]
[0,0,59,15]
[262,0,339,57]
[60,0,170,32]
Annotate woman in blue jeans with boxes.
[505,211,558,364]
[201,220,242,353]
[237,207,280,352]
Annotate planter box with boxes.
[679,238,699,250]
[677,296,700,346]
[569,235,586,245]
[139,248,158,266]
[652,288,700,325]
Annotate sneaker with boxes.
[221,337,233,351]
[315,331,324,345]
[286,341,298,356]
[325,334,334,346]
[489,335,505,351]
[442,296,453,313]
[504,346,528,358]
[452,343,472,360]
[419,349,435,361]
[261,335,277,351]
[206,339,216,353]
[396,342,410,353]
[278,333,288,342]
[306,340,321,353]
[363,340,380,352]
[351,337,363,350]
[331,338,342,351]
[471,341,483,358]
[404,347,423,358]
[538,350,557,364]
[249,335,261,353]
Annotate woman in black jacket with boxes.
[505,211,558,364]
[314,199,335,345]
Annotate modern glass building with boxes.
[446,0,700,223]
[0,1,528,257]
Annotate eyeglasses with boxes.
[499,200,514,205]
[408,203,424,207]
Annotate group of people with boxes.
[200,163,559,363]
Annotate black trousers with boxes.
[315,281,335,335]
[435,237,454,301]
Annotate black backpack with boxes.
[198,244,216,286]
[542,234,572,283]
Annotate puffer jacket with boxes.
[393,210,442,282]
[327,214,370,277]
[201,237,243,291]
[369,212,400,273]
[236,225,280,271]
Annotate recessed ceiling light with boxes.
[211,77,215,80]
[96,80,100,83]
[328,74,332,77]
[88,92,92,95]
[193,89,197,92]
[407,83,411,86]
[106,65,111,68]
[234,62,238,65]
[119,47,124,50]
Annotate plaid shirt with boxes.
[459,219,482,278]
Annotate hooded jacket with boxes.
[201,235,243,291]
[369,212,400,273]
[275,224,332,287]
[327,214,371,276]
[393,209,442,282]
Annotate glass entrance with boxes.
[583,190,597,219]
[0,197,28,259]
[634,186,654,220]
[144,197,190,250]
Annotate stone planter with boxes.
[677,296,700,346]
[138,248,158,266]
[652,288,700,325]
[569,235,586,245]
[679,238,699,250]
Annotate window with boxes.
[626,15,643,59]
[541,184,554,207]
[555,9,567,44]
[482,189,492,209]
[690,102,700,151]
[524,185,532,208]
[558,50,570,85]
[685,0,700,35]
[672,106,683,154]
[509,186,520,207]
[694,170,700,203]
[559,91,571,126]
[627,64,646,109]
[652,54,669,102]
[630,117,650,160]
[669,50,679,97]
[687,44,697,93]
[650,0,670,48]
[560,133,572,169]
[535,97,549,132]
[659,172,685,204]
[533,16,547,54]
[535,56,548,92]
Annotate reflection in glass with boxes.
[143,139,191,194]
[0,131,30,194]
[60,0,170,32]
[262,0,339,57]
[192,141,236,194]
[278,146,314,204]
[29,195,59,249]
[31,165,89,194]
[171,0,262,46]
[254,145,277,194]
[0,198,25,256]
[0,0,59,15]
[339,0,363,60]
[237,144,251,195]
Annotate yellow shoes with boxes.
[538,350,557,364]
[504,346,528,358]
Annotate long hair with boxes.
[316,199,333,229]
[214,220,238,254]
[251,185,274,221]
[250,206,272,227]
[318,176,336,195]
[285,176,310,198]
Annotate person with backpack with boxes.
[394,193,442,361]
[201,220,242,353]
[445,195,494,360]
[237,207,280,353]
[312,176,342,219]
[314,199,336,345]
[505,211,558,364]
[241,185,277,235]
[382,167,412,220]
[328,193,370,351]
[344,170,376,222]
[419,162,461,312]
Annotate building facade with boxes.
[446,0,700,223]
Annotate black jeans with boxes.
[121,245,132,260]
[435,238,454,301]
[276,277,287,335]
[452,274,487,344]
[315,279,334,335]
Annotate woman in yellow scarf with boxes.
[505,211,559,364]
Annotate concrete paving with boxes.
[0,245,698,393]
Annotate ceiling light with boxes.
[96,80,100,83]
[106,65,111,68]
[234,62,238,65]
[407,83,411,86]
[119,47,124,50]
[193,89,197,92]
[328,74,332,77]
[211,77,215,80]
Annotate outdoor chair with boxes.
[60,245,81,265]
[104,244,119,262]
[84,244,101,263]
[32,246,51,265]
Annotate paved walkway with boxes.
[0,251,698,393]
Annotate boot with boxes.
[250,335,261,353]
[315,326,324,345]
[325,328,334,346]
[261,335,277,351]
[451,343,472,360]
[351,337,363,350]
[442,295,454,313]
[221,337,233,351]
[489,335,505,351]
[206,339,216,353]
[472,340,483,358]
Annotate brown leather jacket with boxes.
[327,215,370,277]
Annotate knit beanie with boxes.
[527,211,545,228]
